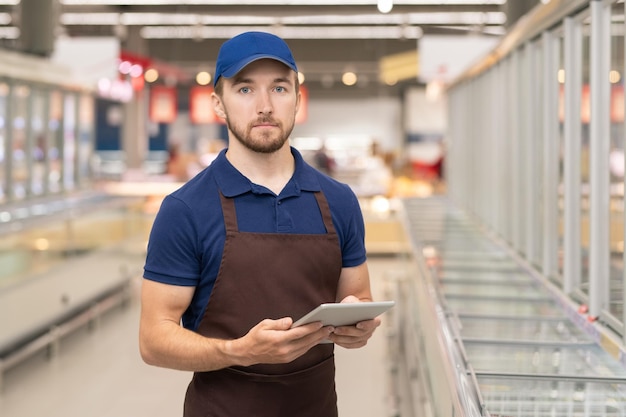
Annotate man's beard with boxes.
[226,115,295,154]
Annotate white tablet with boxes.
[291,301,395,328]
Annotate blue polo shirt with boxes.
[143,147,367,330]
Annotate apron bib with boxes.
[183,190,343,417]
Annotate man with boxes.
[139,31,380,417]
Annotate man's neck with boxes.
[225,143,295,195]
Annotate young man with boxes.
[139,31,380,417]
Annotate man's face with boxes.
[215,59,301,154]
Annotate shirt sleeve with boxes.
[143,195,201,286]
[339,188,368,268]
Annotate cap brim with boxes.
[221,54,297,79]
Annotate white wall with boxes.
[418,35,500,83]
[292,96,404,153]
[52,36,119,84]
[404,86,447,134]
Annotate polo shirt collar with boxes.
[213,146,321,198]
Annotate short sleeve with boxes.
[143,195,201,286]
[339,188,367,268]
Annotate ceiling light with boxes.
[196,71,211,85]
[342,71,357,86]
[61,12,506,26]
[141,25,424,39]
[377,0,393,13]
[144,68,159,83]
[118,60,133,75]
[129,64,143,78]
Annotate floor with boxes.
[0,255,410,417]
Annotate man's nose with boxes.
[257,91,273,114]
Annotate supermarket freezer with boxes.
[397,196,626,417]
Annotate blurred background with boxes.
[4,1,626,417]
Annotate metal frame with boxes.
[541,29,560,280]
[563,16,583,295]
[500,59,510,244]
[510,50,521,251]
[521,41,534,260]
[530,39,543,267]
[623,0,626,344]
[588,0,611,318]
[1,80,10,203]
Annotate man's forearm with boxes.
[139,321,241,372]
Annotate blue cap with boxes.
[214,31,298,87]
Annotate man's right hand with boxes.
[228,318,334,367]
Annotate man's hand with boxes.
[229,317,335,367]
[326,295,381,349]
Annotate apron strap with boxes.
[314,192,337,235]
[219,191,238,232]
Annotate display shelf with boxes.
[398,196,626,417]
[459,316,589,343]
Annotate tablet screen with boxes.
[291,301,395,328]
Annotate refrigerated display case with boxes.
[397,196,626,417]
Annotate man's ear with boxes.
[211,92,227,119]
[295,90,301,115]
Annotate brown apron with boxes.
[183,190,343,417]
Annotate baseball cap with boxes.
[214,31,298,87]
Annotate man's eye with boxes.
[275,86,286,93]
[240,87,251,94]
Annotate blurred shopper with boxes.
[166,143,187,181]
[313,143,335,175]
[139,31,380,417]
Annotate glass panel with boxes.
[440,269,532,283]
[77,94,94,185]
[445,297,564,317]
[0,82,7,203]
[581,15,591,296]
[48,90,62,194]
[441,282,545,298]
[30,88,46,196]
[534,40,545,268]
[460,316,590,342]
[557,31,565,283]
[10,84,29,200]
[479,378,626,417]
[609,1,625,325]
[468,343,626,377]
[63,93,76,191]
[439,257,520,270]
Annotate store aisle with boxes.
[335,255,401,417]
[0,256,405,417]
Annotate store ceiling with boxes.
[1,0,509,98]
